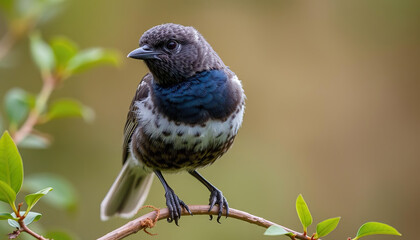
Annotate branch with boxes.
[10,205,49,240]
[12,75,56,144]
[18,220,48,240]
[97,205,311,240]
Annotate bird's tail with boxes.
[100,158,154,221]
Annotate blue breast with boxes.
[152,70,237,124]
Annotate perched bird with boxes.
[100,23,245,224]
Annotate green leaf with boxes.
[19,133,50,149]
[66,48,120,74]
[0,212,15,220]
[50,37,78,69]
[25,187,53,212]
[0,0,13,12]
[24,174,78,212]
[264,225,290,236]
[46,99,94,122]
[355,222,401,240]
[30,32,55,73]
[0,131,23,194]
[4,88,35,125]
[45,230,76,240]
[8,212,42,228]
[316,217,341,238]
[24,212,42,225]
[296,194,312,232]
[7,216,19,228]
[0,181,16,206]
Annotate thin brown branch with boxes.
[18,220,48,240]
[12,111,39,144]
[12,76,56,144]
[97,205,311,240]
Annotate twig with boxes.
[97,205,311,240]
[12,75,56,144]
[18,220,48,240]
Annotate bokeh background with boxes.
[1,0,419,239]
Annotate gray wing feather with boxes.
[122,73,153,163]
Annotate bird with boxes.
[100,23,245,225]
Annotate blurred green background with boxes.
[1,0,419,239]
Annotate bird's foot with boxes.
[165,188,191,225]
[208,188,229,223]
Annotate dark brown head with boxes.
[128,23,225,87]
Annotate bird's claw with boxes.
[165,188,190,225]
[208,188,229,223]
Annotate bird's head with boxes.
[128,23,225,87]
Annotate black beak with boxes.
[127,45,161,60]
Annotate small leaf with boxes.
[19,133,50,149]
[355,222,401,239]
[296,194,312,232]
[24,174,78,212]
[316,217,341,238]
[45,230,75,240]
[7,215,19,228]
[0,131,24,194]
[23,212,42,226]
[0,181,16,207]
[0,212,15,220]
[4,88,35,125]
[66,48,120,74]
[25,187,53,212]
[30,32,55,73]
[264,225,290,236]
[8,212,42,228]
[46,99,94,122]
[50,37,78,69]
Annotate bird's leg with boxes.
[154,170,191,225]
[189,170,229,223]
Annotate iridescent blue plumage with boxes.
[153,69,237,124]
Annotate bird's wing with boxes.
[122,73,153,164]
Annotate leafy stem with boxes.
[12,74,57,144]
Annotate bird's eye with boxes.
[165,40,179,51]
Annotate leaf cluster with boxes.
[0,132,51,228]
[264,194,401,240]
[3,32,119,148]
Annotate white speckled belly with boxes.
[134,96,244,152]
